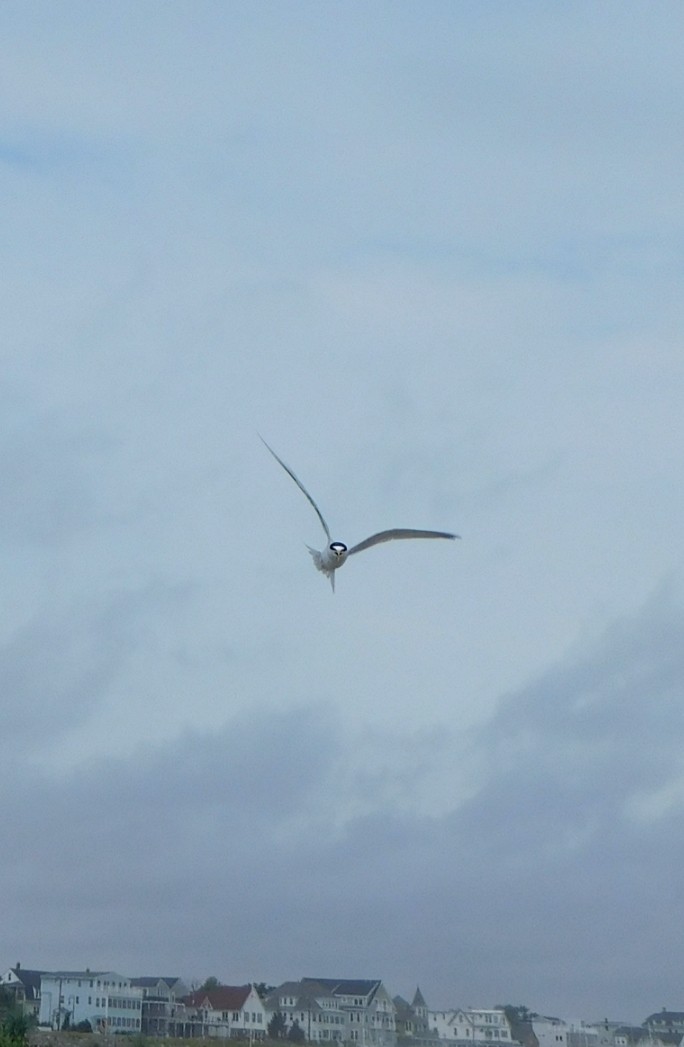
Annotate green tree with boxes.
[0,1009,29,1047]
[267,1012,287,1040]
[255,983,276,1000]
[200,977,221,992]
[287,1020,305,1043]
[0,1033,22,1047]
[501,1006,537,1023]
[499,1005,539,1047]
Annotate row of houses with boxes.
[2,964,684,1047]
[1,968,404,1043]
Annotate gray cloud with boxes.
[4,592,684,1018]
[482,584,684,814]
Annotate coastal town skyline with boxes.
[3,965,683,1032]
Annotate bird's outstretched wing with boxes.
[348,528,459,556]
[260,436,331,542]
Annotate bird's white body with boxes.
[261,437,459,591]
[307,542,349,587]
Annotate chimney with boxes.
[16,963,21,971]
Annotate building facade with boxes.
[37,971,142,1032]
[130,977,190,1037]
[303,978,396,1047]
[532,1016,567,1047]
[0,966,46,1019]
[265,978,397,1046]
[265,980,347,1043]
[183,984,267,1039]
[429,1008,516,1044]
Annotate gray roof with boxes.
[413,988,428,1009]
[130,977,184,988]
[302,978,381,1000]
[44,971,110,979]
[5,970,47,999]
[616,1028,681,1047]
[266,981,328,1012]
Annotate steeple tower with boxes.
[412,988,428,1032]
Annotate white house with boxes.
[566,1020,620,1047]
[130,977,190,1037]
[183,984,267,1039]
[0,966,46,1019]
[38,971,142,1032]
[429,1008,514,1043]
[643,1013,684,1038]
[302,978,396,1047]
[394,989,431,1040]
[613,1029,676,1047]
[265,980,347,1043]
[266,978,397,1046]
[532,1017,568,1047]
[430,1010,463,1041]
[467,1011,513,1043]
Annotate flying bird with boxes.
[260,436,459,591]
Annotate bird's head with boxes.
[329,542,348,558]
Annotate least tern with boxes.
[261,436,459,591]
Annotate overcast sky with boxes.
[2,0,684,1025]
